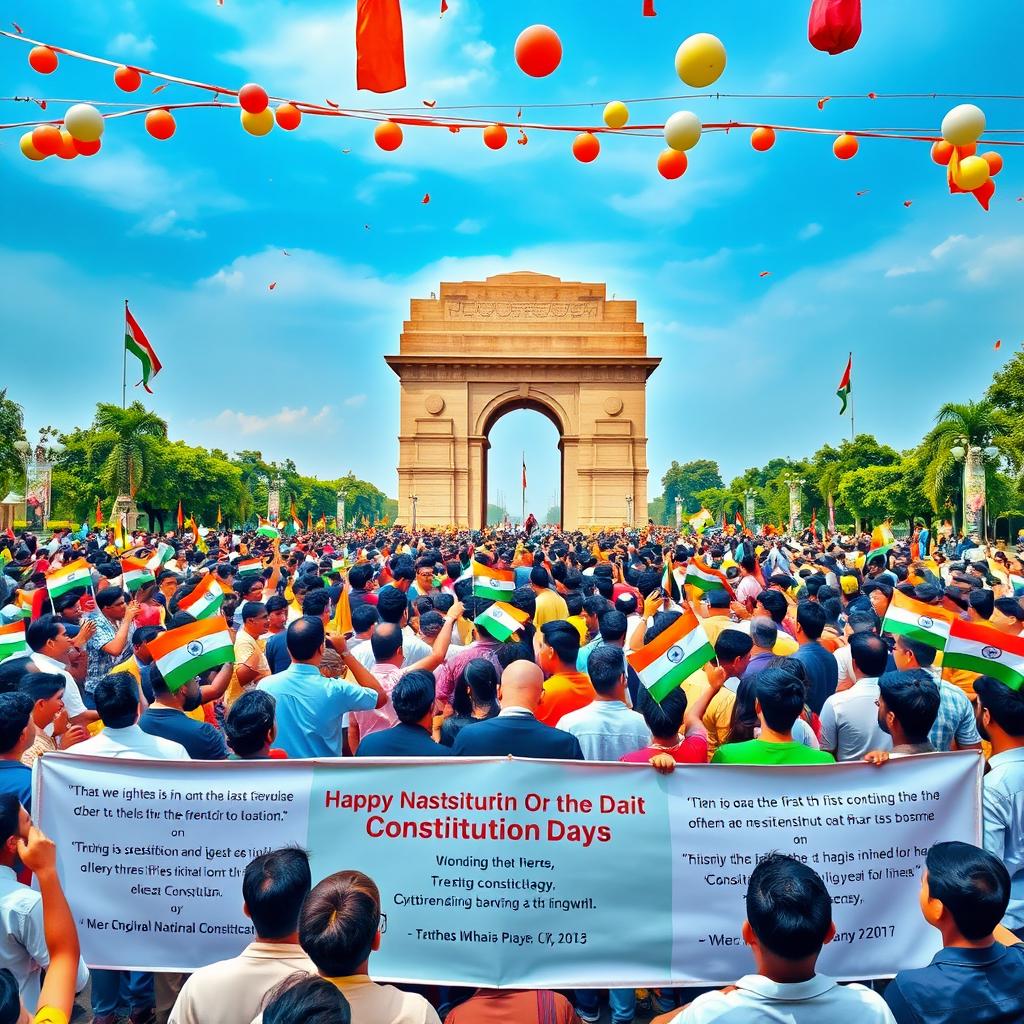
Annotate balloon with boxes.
[145,109,176,140]
[751,126,776,152]
[833,133,858,159]
[64,103,104,143]
[31,125,62,157]
[603,101,629,130]
[930,140,954,165]
[941,104,985,146]
[374,120,403,151]
[483,124,508,150]
[114,65,142,92]
[982,151,1003,176]
[241,108,274,136]
[955,155,990,191]
[73,137,101,156]
[275,103,302,130]
[657,148,688,180]
[514,25,562,77]
[56,130,78,160]
[28,46,58,74]
[674,33,727,88]
[957,143,977,157]
[664,111,701,152]
[19,132,46,161]
[572,132,600,163]
[239,83,269,115]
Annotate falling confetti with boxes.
[447,126,461,133]
[12,21,22,33]
[422,193,431,204]
[995,340,1002,349]
[152,84,167,93]
[903,200,913,207]
[423,99,436,108]
[856,189,870,196]
[817,97,831,110]
[517,129,528,145]
[364,224,370,230]
[268,282,277,291]
[758,271,772,278]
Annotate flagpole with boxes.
[122,299,128,409]
[521,451,526,528]
[848,350,855,441]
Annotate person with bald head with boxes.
[450,660,584,759]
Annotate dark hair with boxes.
[754,667,806,733]
[375,587,409,625]
[847,607,880,634]
[241,601,267,623]
[0,692,33,754]
[925,841,1010,940]
[237,576,264,598]
[795,600,825,640]
[878,670,940,742]
[994,597,1024,621]
[263,974,351,1024]
[749,616,778,650]
[728,677,760,744]
[530,566,551,589]
[242,847,312,939]
[968,589,994,619]
[265,594,289,614]
[643,610,681,646]
[0,658,32,696]
[350,604,379,634]
[587,645,625,696]
[598,610,628,644]
[96,586,127,610]
[495,640,534,669]
[226,690,277,757]
[564,591,583,618]
[540,620,581,665]
[348,564,374,590]
[300,870,381,976]
[849,632,889,677]
[715,629,753,666]
[286,616,325,662]
[746,853,832,959]
[93,673,141,729]
[757,589,788,625]
[302,591,331,618]
[52,589,85,614]
[0,967,18,1024]
[509,586,537,619]
[370,623,403,662]
[975,675,1024,736]
[634,684,686,738]
[18,671,64,704]
[451,659,498,718]
[894,633,937,668]
[391,670,435,724]
[0,793,20,845]
[25,614,63,653]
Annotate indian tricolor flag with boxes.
[120,557,156,593]
[147,618,234,693]
[628,609,714,703]
[475,601,529,641]
[944,619,1024,692]
[45,558,92,599]
[684,556,736,599]
[331,557,350,571]
[125,304,163,395]
[236,557,263,578]
[177,574,228,620]
[256,517,280,540]
[472,562,515,602]
[0,622,27,661]
[146,542,175,572]
[882,591,956,651]
[865,544,894,567]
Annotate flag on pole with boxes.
[256,517,281,540]
[147,617,234,692]
[125,304,163,394]
[356,0,407,93]
[176,501,184,533]
[0,622,27,661]
[836,354,852,415]
[684,556,736,599]
[944,619,1024,692]
[236,557,264,578]
[472,562,516,601]
[120,557,156,592]
[45,558,92,599]
[177,574,229,620]
[627,609,715,703]
[522,456,527,491]
[735,510,745,531]
[688,508,713,534]
[216,505,222,526]
[810,508,818,538]
[94,496,104,526]
[882,591,956,651]
[475,601,530,642]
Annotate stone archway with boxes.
[385,272,659,530]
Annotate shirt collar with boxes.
[0,866,17,882]
[989,747,1024,769]
[31,652,63,670]
[498,706,535,718]
[244,941,307,959]
[287,663,322,677]
[931,942,1010,967]
[734,973,837,1001]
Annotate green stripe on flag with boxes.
[883,617,947,651]
[473,582,514,602]
[0,638,26,660]
[645,642,715,703]
[942,652,1024,692]
[684,573,723,593]
[161,644,234,692]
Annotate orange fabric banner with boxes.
[356,0,407,94]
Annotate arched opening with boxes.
[481,401,563,529]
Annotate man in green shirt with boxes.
[713,666,835,765]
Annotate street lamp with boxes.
[409,494,418,531]
[625,495,634,526]
[674,494,682,530]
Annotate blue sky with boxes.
[2,0,1022,516]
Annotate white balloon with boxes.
[940,104,985,146]
[64,103,105,143]
[664,110,702,152]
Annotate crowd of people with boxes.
[1,517,1023,1023]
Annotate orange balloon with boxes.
[114,65,142,92]
[483,124,508,150]
[275,104,302,130]
[957,142,977,157]
[73,137,101,156]
[514,24,562,77]
[238,83,269,114]
[31,125,62,157]
[56,130,78,160]
[930,140,954,165]
[374,120,403,151]
[572,132,600,163]
[657,148,688,180]
[833,133,859,160]
[751,126,776,152]
[982,151,1003,176]
[28,46,58,74]
[145,109,176,140]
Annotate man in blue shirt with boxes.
[261,616,387,758]
[0,693,34,812]
[792,600,839,714]
[356,670,446,757]
[885,841,1024,1023]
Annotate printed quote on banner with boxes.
[37,753,981,986]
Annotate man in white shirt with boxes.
[656,853,895,1023]
[25,614,92,726]
[350,587,430,671]
[819,633,892,762]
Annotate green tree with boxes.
[486,503,509,526]
[90,402,168,499]
[543,504,562,525]
[647,497,666,525]
[0,390,27,497]
[661,459,723,514]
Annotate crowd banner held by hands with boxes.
[37,751,980,983]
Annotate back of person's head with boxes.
[91,673,140,729]
[391,670,435,724]
[530,566,551,589]
[225,690,277,757]
[896,634,936,668]
[302,590,331,619]
[0,659,32,696]
[598,610,627,644]
[705,589,731,610]
[540,620,581,666]
[370,623,403,663]
[96,586,127,611]
[746,853,832,959]
[636,568,663,598]
[795,600,825,640]
[563,591,583,617]
[754,667,805,733]
[0,967,19,1024]
[242,847,312,940]
[846,607,880,635]
[0,692,33,755]
[715,629,753,667]
[634,684,686,739]
[17,671,64,706]
[133,624,163,650]
[452,658,498,718]
[925,841,1010,940]
[968,588,994,619]
[25,614,61,653]
[614,593,637,617]
[643,610,682,646]
[757,589,788,624]
[849,632,888,677]
[375,586,408,624]
[878,670,940,742]
[749,616,778,651]
[510,585,536,619]
[974,675,1024,736]
[263,974,351,1024]
[495,640,534,669]
[286,616,325,662]
[350,604,379,635]
[299,870,381,976]
[348,564,374,591]
[587,644,625,696]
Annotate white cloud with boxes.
[461,40,495,64]
[208,405,333,436]
[134,210,206,240]
[455,218,484,235]
[930,234,967,260]
[108,32,155,58]
[890,299,947,317]
[344,394,367,407]
[798,222,823,240]
[356,170,416,204]
[884,265,920,278]
[964,237,1024,284]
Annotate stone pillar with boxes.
[745,491,757,531]
[268,478,282,521]
[336,491,346,531]
[787,479,804,532]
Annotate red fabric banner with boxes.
[808,0,862,55]
[356,0,407,94]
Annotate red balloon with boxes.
[833,133,858,159]
[239,83,269,114]
[374,121,403,151]
[483,124,508,150]
[515,25,562,77]
[657,148,688,180]
[73,137,101,156]
[572,132,600,163]
[145,109,176,140]
[982,151,1003,176]
[930,140,954,165]
[31,125,62,157]
[56,130,78,160]
[751,127,776,152]
[28,46,58,74]
[275,104,302,131]
[114,65,142,92]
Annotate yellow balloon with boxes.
[941,103,985,146]
[955,154,990,191]
[675,33,727,88]
[19,132,45,161]
[664,111,701,152]
[603,100,629,130]
[241,108,274,137]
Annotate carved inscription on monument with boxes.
[446,300,600,321]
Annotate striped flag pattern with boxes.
[882,591,956,651]
[944,619,1024,692]
[628,609,714,703]
[684,556,736,599]
[125,304,163,394]
[0,622,27,661]
[235,557,263,578]
[256,517,281,540]
[120,557,156,593]
[45,559,92,599]
[147,618,234,692]
[472,562,516,602]
[176,575,229,620]
[475,601,529,642]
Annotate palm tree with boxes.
[91,402,168,498]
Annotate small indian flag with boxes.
[882,591,956,651]
[628,609,714,703]
[146,542,175,572]
[472,562,516,602]
[944,619,1024,692]
[236,557,263,578]
[125,303,163,395]
[177,574,228,620]
[0,622,27,661]
[684,556,736,599]
[688,508,713,534]
[865,544,894,566]
[256,517,280,540]
[332,557,350,571]
[475,601,529,642]
[45,558,92,599]
[147,618,234,693]
[120,557,156,593]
